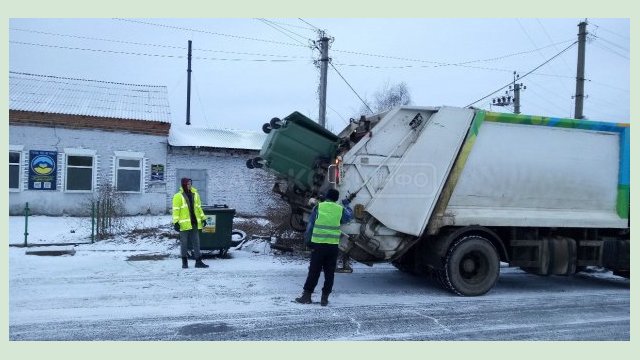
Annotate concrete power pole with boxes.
[574,20,588,119]
[317,32,330,128]
[513,72,526,114]
[492,71,525,114]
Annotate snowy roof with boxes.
[169,126,266,151]
[9,72,172,123]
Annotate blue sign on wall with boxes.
[28,150,57,190]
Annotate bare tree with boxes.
[358,81,412,116]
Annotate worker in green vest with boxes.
[295,188,353,306]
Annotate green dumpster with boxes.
[259,111,339,191]
[191,204,236,257]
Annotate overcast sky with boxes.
[9,18,630,132]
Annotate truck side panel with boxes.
[444,112,628,229]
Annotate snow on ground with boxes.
[8,215,629,342]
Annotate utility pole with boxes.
[574,20,588,119]
[317,31,330,128]
[492,71,525,114]
[186,40,192,126]
[512,72,526,114]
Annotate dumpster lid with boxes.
[202,204,236,212]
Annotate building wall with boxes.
[167,147,287,217]
[9,124,169,216]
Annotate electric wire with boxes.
[298,18,321,31]
[256,18,312,42]
[113,18,308,48]
[465,41,577,107]
[11,27,313,59]
[10,41,308,63]
[590,41,630,60]
[517,19,573,98]
[255,18,310,46]
[535,19,574,74]
[590,22,630,41]
[590,34,629,53]
[329,62,373,114]
[257,19,316,31]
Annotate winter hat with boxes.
[181,177,192,192]
[325,188,339,202]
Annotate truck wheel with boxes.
[443,235,500,296]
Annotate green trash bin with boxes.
[259,111,339,191]
[191,204,236,257]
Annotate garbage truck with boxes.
[247,106,630,296]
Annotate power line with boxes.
[535,19,574,74]
[332,39,574,71]
[466,41,577,107]
[516,19,573,98]
[590,34,629,53]
[11,27,311,60]
[258,19,316,31]
[298,18,321,31]
[590,41,630,60]
[10,41,309,63]
[590,22,630,41]
[587,79,629,95]
[13,25,576,76]
[327,105,349,125]
[328,63,373,114]
[256,18,312,42]
[255,18,310,46]
[113,18,308,48]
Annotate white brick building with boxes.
[9,72,286,217]
[9,72,171,216]
[167,127,285,217]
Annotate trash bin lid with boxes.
[202,204,236,213]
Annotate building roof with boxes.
[9,72,172,123]
[169,126,266,151]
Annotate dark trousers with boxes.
[180,229,201,259]
[303,243,339,294]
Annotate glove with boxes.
[173,223,180,232]
[202,220,208,227]
[341,199,351,206]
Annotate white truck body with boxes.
[253,105,629,295]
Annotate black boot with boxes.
[195,257,209,268]
[320,292,330,306]
[295,290,312,304]
[182,257,188,269]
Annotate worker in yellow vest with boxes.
[173,177,209,269]
[295,188,353,306]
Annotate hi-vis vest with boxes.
[311,201,343,244]
[172,187,206,231]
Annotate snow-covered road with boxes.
[9,245,629,340]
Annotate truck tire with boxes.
[443,235,500,296]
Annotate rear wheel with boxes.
[443,235,500,296]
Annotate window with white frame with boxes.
[66,154,94,191]
[9,150,21,190]
[115,155,143,193]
